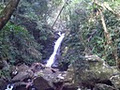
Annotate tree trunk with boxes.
[0,0,20,30]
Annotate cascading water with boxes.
[46,32,65,67]
[5,84,14,90]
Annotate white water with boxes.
[5,84,14,90]
[46,32,65,67]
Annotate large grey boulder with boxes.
[65,55,120,89]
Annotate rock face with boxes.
[110,74,120,89]
[93,84,115,90]
[65,55,120,89]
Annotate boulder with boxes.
[65,55,120,89]
[93,84,115,90]
[110,74,120,89]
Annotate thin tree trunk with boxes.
[52,4,65,29]
[0,0,20,30]
[99,10,112,45]
[99,9,120,68]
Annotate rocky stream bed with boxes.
[1,55,120,90]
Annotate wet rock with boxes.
[10,63,66,89]
[33,76,52,90]
[12,70,33,81]
[31,63,45,73]
[32,66,67,90]
[11,64,33,81]
[110,74,120,89]
[93,84,115,90]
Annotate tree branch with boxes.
[0,0,20,30]
[94,1,120,17]
[51,4,65,29]
[99,9,112,45]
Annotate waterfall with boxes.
[46,32,65,67]
[5,84,14,90]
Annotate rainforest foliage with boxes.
[0,0,120,78]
